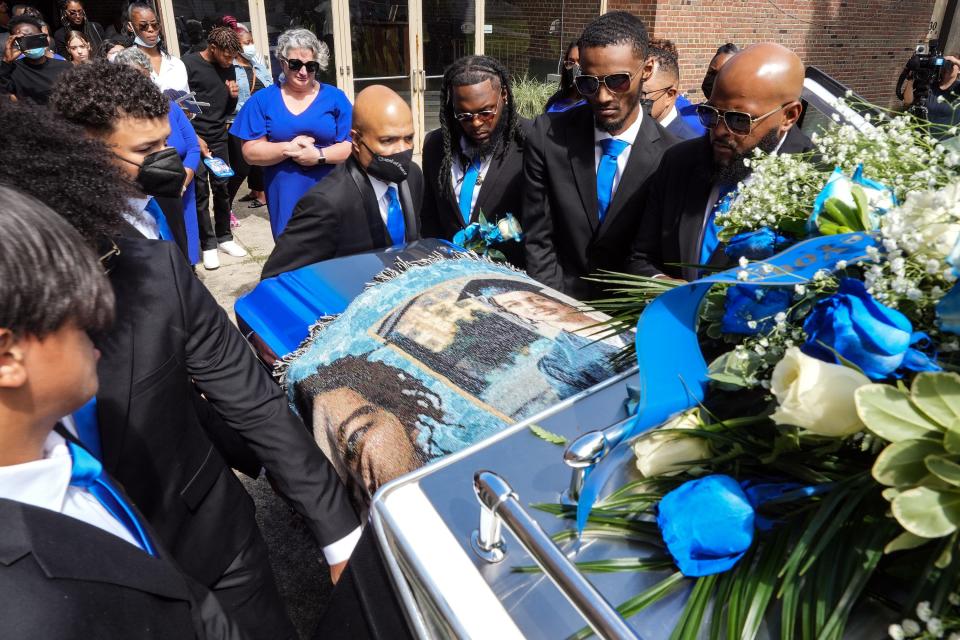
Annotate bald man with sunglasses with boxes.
[628,43,813,281]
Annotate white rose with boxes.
[770,347,870,437]
[633,409,710,477]
[497,214,522,242]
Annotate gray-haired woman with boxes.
[230,27,352,237]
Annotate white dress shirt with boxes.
[151,52,190,94]
[659,105,678,129]
[368,174,399,226]
[450,137,494,217]
[593,109,644,197]
[0,430,142,549]
[123,196,160,240]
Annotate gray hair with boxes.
[113,46,151,74]
[276,28,329,71]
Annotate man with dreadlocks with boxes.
[420,55,530,268]
[521,11,678,301]
[183,26,248,270]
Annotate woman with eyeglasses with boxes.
[544,41,586,114]
[230,27,352,238]
[126,1,189,94]
[53,0,102,57]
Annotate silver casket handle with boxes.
[471,471,642,640]
[562,416,636,504]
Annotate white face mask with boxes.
[133,34,158,48]
[242,44,256,58]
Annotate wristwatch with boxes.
[315,144,326,164]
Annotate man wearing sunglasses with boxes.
[629,43,812,282]
[421,55,529,268]
[522,11,677,301]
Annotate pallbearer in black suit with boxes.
[628,43,811,281]
[0,188,243,640]
[644,39,701,141]
[421,55,529,268]
[262,85,423,279]
[522,11,678,301]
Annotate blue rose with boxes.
[657,475,755,577]
[723,227,791,260]
[721,285,791,335]
[452,223,482,248]
[802,278,940,380]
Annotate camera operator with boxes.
[902,53,960,127]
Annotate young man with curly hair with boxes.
[9,65,361,640]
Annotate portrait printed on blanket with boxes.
[285,259,630,500]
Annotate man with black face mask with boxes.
[49,61,361,640]
[420,55,529,268]
[261,84,423,280]
[629,43,813,282]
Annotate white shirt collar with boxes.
[122,196,160,240]
[594,108,644,146]
[659,105,678,128]
[0,431,72,512]
[367,174,396,201]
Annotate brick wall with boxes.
[608,0,937,107]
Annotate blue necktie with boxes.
[144,197,173,242]
[699,183,737,267]
[596,138,629,222]
[71,396,102,460]
[458,157,481,224]
[67,440,157,557]
[385,186,405,246]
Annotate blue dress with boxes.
[166,101,202,263]
[230,83,353,237]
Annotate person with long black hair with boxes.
[420,54,529,267]
[53,0,102,56]
[545,40,585,114]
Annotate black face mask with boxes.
[361,140,412,183]
[118,147,186,198]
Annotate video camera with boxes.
[896,39,946,120]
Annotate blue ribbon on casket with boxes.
[575,232,878,532]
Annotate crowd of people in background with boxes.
[0,4,842,638]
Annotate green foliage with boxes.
[857,372,960,539]
[528,424,567,445]
[511,74,556,119]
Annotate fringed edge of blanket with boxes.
[272,250,524,383]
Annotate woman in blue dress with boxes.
[231,28,352,238]
[167,101,202,263]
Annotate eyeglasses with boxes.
[134,21,161,32]
[573,67,643,96]
[453,94,502,122]
[696,102,793,136]
[641,85,674,102]
[283,58,320,73]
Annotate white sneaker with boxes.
[218,240,248,257]
[202,249,220,270]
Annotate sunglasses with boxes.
[696,103,792,135]
[134,21,161,32]
[573,66,643,96]
[283,58,320,73]
[561,59,578,70]
[453,94,502,122]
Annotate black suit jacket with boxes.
[262,157,424,280]
[0,496,244,639]
[420,123,530,268]
[97,236,358,586]
[628,126,814,281]
[521,105,678,301]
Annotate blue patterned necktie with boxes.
[596,138,629,222]
[699,183,737,266]
[385,186,405,246]
[144,197,174,242]
[71,396,102,460]
[67,440,157,557]
[458,156,482,224]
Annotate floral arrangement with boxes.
[451,211,523,263]
[548,104,960,639]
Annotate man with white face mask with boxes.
[127,1,188,94]
[0,15,71,104]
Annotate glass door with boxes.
[346,0,415,123]
[420,1,475,135]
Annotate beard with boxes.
[593,89,642,133]
[462,112,508,157]
[711,128,783,185]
